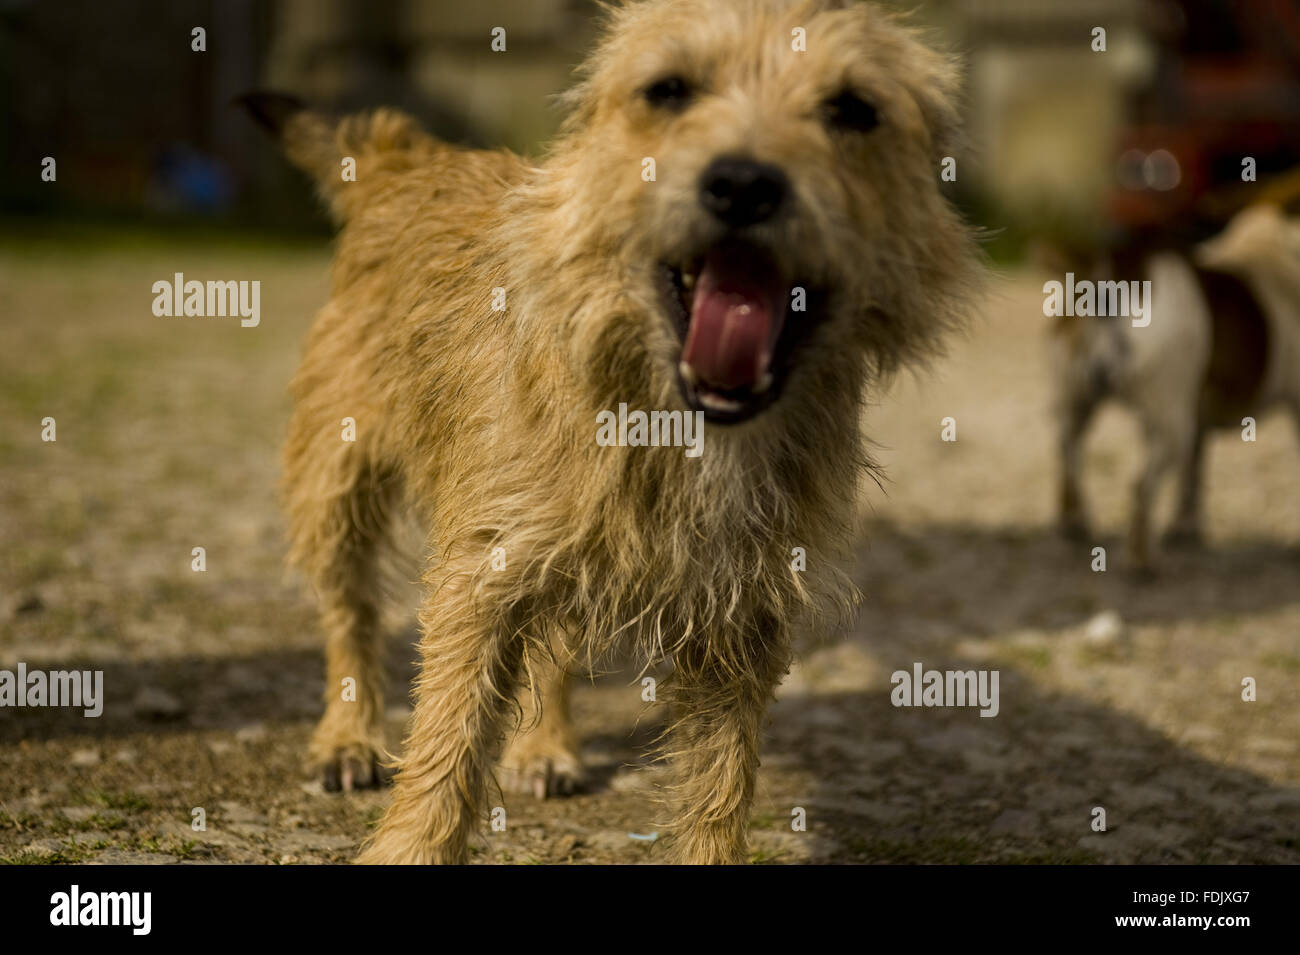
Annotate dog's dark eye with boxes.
[823,90,879,132]
[643,75,693,110]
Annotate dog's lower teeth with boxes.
[754,372,773,394]
[699,391,743,413]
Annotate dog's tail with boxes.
[236,90,438,225]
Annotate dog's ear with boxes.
[235,89,438,226]
[234,90,308,137]
[905,43,966,163]
[233,89,339,210]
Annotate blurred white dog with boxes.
[1049,204,1300,569]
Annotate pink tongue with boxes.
[681,252,784,391]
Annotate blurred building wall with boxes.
[5,0,1295,242]
[0,0,265,221]
[264,0,596,152]
[956,0,1150,230]
[0,0,597,230]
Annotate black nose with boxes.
[699,157,788,227]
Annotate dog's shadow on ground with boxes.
[853,519,1300,634]
[759,521,1300,862]
[768,668,1300,863]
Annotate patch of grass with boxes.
[73,788,153,813]
[1003,645,1052,670]
[147,575,193,605]
[2,365,131,430]
[169,838,200,859]
[74,812,128,833]
[0,373,52,418]
[43,810,130,835]
[9,545,68,586]
[748,846,789,864]
[0,807,41,833]
[0,851,61,865]
[0,839,98,865]
[1261,653,1300,673]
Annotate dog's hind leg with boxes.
[1165,427,1207,548]
[1129,252,1213,570]
[664,629,791,864]
[359,565,522,864]
[287,427,397,791]
[499,633,584,798]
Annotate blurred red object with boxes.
[1109,0,1300,231]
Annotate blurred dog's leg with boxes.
[1058,396,1098,540]
[1166,427,1207,547]
[1130,412,1196,571]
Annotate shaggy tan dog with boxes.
[243,0,978,864]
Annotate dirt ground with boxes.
[2,229,1298,864]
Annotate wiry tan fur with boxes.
[261,0,979,863]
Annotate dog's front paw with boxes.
[498,738,585,799]
[315,741,393,793]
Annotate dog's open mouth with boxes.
[663,241,815,424]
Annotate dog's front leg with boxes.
[665,636,791,865]
[1057,396,1098,540]
[1130,411,1196,571]
[358,575,520,864]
